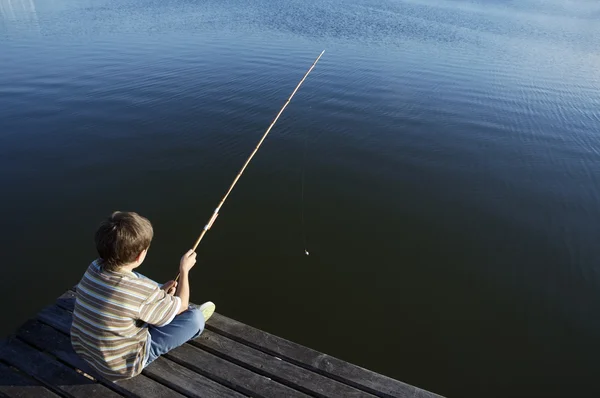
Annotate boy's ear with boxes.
[136,248,148,263]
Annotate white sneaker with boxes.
[198,301,216,322]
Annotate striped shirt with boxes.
[71,260,181,380]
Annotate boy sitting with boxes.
[71,211,215,380]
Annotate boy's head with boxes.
[95,211,153,271]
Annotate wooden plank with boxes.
[143,354,246,398]
[166,343,310,398]
[36,304,239,398]
[207,314,442,398]
[55,290,76,311]
[16,319,185,398]
[37,304,74,334]
[0,338,122,398]
[0,361,61,398]
[192,330,375,398]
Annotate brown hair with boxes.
[95,211,153,271]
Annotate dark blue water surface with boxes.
[2,0,600,396]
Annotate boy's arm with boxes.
[175,250,196,314]
[175,270,190,314]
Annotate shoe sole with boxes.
[199,301,216,322]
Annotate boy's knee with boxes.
[187,306,205,333]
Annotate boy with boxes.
[71,211,215,380]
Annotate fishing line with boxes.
[301,131,309,256]
[176,50,325,281]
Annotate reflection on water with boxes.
[0,0,38,34]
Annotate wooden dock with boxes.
[0,289,443,398]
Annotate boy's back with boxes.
[71,260,180,380]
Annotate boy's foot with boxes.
[198,301,216,322]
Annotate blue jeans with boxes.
[132,273,205,367]
[144,305,205,367]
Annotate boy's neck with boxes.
[110,249,146,274]
[119,262,140,273]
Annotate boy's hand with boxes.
[162,280,177,295]
[179,250,197,273]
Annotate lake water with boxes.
[1,0,600,396]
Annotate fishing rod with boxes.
[175,50,325,282]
